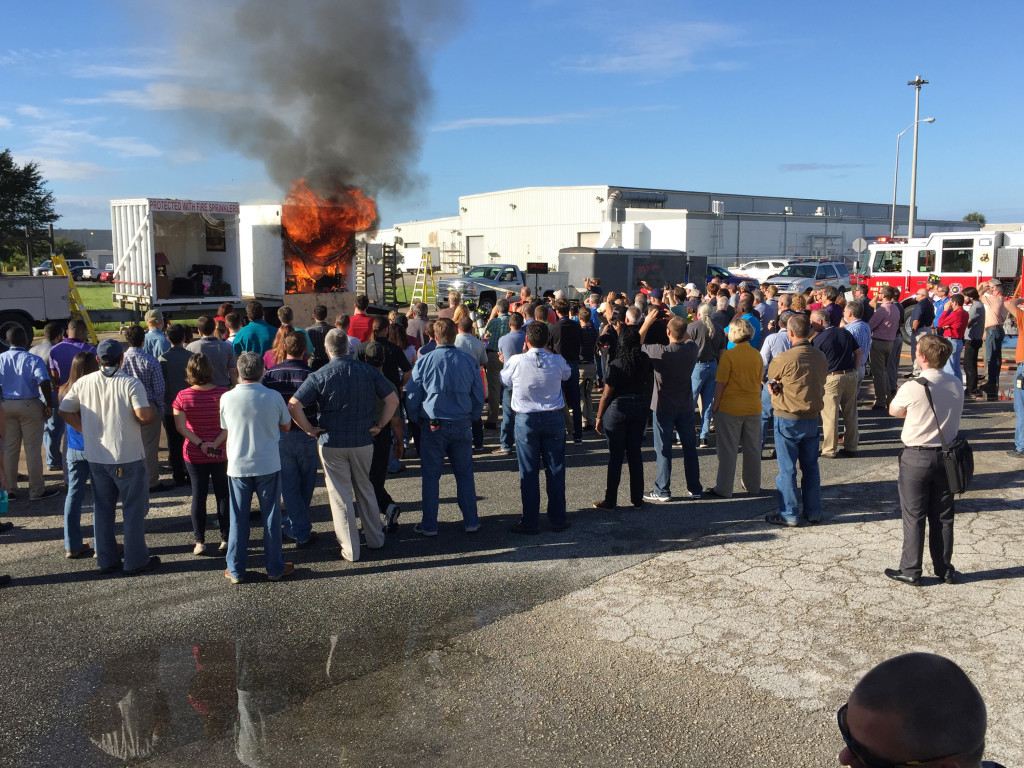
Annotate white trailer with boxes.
[109,198,243,313]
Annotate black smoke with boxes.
[170,0,462,198]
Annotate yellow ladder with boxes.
[409,251,436,306]
[52,253,99,345]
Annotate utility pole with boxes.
[907,75,929,239]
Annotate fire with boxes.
[282,179,377,293]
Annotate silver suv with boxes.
[765,261,851,294]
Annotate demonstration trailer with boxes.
[110,198,244,314]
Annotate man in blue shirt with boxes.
[1,326,60,500]
[726,298,762,350]
[500,322,572,534]
[405,318,484,536]
[142,310,171,358]
[289,330,398,561]
[263,332,318,548]
[233,300,277,356]
[494,312,526,454]
[811,309,861,458]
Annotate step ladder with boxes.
[380,244,400,307]
[409,251,436,307]
[52,253,99,345]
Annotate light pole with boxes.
[907,75,929,238]
[890,117,935,238]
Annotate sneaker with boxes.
[224,568,243,585]
[65,544,93,559]
[30,487,61,501]
[413,524,437,537]
[193,542,207,556]
[124,555,161,576]
[642,492,671,503]
[698,438,709,449]
[492,447,512,455]
[383,503,402,529]
[268,562,295,582]
[573,437,583,445]
[681,490,701,500]
[465,523,481,533]
[1006,449,1024,459]
[218,541,228,553]
[764,513,799,528]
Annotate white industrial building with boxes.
[373,185,975,271]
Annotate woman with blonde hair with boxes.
[706,317,763,498]
[264,323,299,369]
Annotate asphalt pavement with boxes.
[0,379,1020,767]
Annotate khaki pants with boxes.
[821,371,859,456]
[140,410,162,485]
[4,399,46,497]
[713,411,761,497]
[319,444,384,561]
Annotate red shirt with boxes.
[348,313,374,342]
[936,307,968,340]
[172,386,228,464]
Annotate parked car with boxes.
[732,258,799,283]
[97,263,115,283]
[707,264,743,286]
[765,261,851,294]
[38,257,94,280]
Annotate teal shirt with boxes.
[232,319,277,356]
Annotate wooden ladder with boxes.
[409,251,436,306]
[52,253,99,345]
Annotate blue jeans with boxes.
[653,409,700,497]
[89,460,149,571]
[760,385,773,449]
[514,410,567,531]
[941,338,963,379]
[561,363,582,440]
[63,448,90,551]
[44,409,64,469]
[419,418,478,532]
[1014,362,1024,452]
[984,326,1005,395]
[499,385,516,451]
[227,473,286,579]
[774,417,822,523]
[691,362,717,439]
[279,429,317,543]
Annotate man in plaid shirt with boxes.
[120,325,166,491]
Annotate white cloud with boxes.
[21,156,112,181]
[65,82,256,112]
[168,148,203,164]
[562,21,744,75]
[16,104,55,120]
[97,137,163,158]
[433,112,591,132]
[73,63,180,80]
[0,116,11,129]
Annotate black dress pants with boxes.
[897,447,954,579]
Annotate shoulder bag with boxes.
[918,380,973,495]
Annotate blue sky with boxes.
[3,0,1023,231]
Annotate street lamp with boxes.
[890,116,935,238]
[907,75,929,238]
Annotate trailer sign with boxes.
[147,199,240,214]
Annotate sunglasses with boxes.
[836,704,960,768]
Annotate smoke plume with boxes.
[169,0,461,201]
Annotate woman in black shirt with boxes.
[594,327,653,509]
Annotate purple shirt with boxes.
[49,338,97,385]
[868,302,901,342]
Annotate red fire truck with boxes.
[857,229,1023,298]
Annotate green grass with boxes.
[76,283,117,309]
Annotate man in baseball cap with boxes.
[59,337,159,576]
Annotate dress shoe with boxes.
[940,568,957,585]
[703,488,730,500]
[268,562,295,581]
[884,567,920,586]
[551,522,571,532]
[765,513,799,527]
[295,531,319,549]
[65,544,93,559]
[0,521,13,534]
[593,499,616,510]
[30,487,61,501]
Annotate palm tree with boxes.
[963,212,986,227]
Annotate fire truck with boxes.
[858,229,1023,298]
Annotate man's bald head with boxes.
[847,653,987,767]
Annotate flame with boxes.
[281,179,377,293]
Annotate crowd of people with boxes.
[0,272,1021,590]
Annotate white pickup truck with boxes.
[435,264,573,315]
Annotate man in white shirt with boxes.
[59,338,158,576]
[885,335,964,586]
[500,322,571,534]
